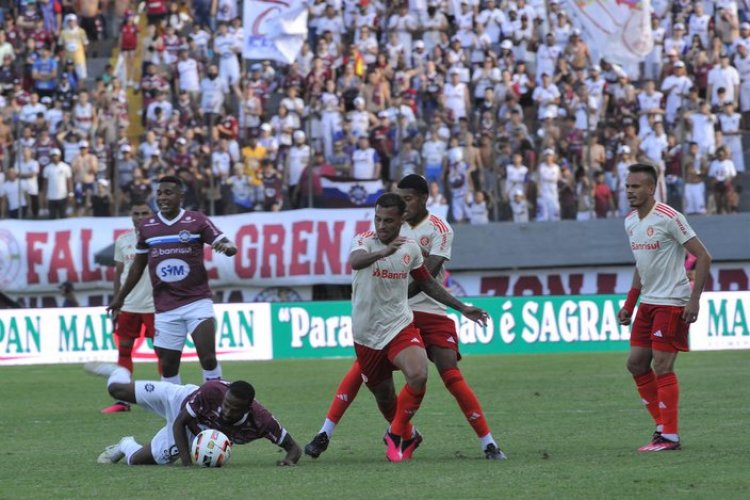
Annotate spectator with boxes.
[42,147,73,219]
[708,145,737,214]
[59,14,88,80]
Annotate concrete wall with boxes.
[450,214,750,271]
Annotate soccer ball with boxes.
[192,429,232,467]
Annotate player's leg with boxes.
[305,360,365,458]
[187,300,222,381]
[101,312,140,413]
[155,347,183,383]
[642,305,689,451]
[627,304,664,449]
[389,343,428,461]
[418,311,505,459]
[430,346,505,460]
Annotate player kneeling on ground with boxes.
[85,363,302,466]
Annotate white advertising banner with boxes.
[566,0,653,65]
[243,0,308,64]
[0,208,375,295]
[690,292,750,351]
[0,303,273,366]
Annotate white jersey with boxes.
[402,214,454,315]
[286,145,310,186]
[115,230,155,313]
[625,202,695,306]
[350,232,425,349]
[177,58,200,92]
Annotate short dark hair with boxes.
[158,175,183,190]
[375,192,406,214]
[397,174,429,194]
[228,381,255,404]
[628,163,657,185]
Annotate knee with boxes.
[404,366,428,391]
[198,353,217,370]
[108,383,128,401]
[626,358,649,376]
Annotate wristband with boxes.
[624,288,640,313]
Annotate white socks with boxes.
[107,367,132,388]
[320,418,337,438]
[480,433,496,449]
[202,364,222,381]
[161,374,181,384]
[120,437,142,465]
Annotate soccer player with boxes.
[86,363,301,466]
[101,201,161,413]
[305,176,506,461]
[330,192,489,462]
[108,176,237,385]
[617,163,711,452]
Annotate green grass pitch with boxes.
[1,351,748,499]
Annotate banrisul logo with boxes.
[277,306,353,348]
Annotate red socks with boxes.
[656,372,680,435]
[325,362,363,423]
[441,367,490,438]
[116,340,134,373]
[633,370,662,427]
[390,384,425,440]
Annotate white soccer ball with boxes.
[192,429,232,467]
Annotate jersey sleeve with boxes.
[200,213,225,245]
[428,218,453,260]
[407,241,428,281]
[251,401,287,446]
[669,211,696,245]
[113,235,125,264]
[350,231,374,254]
[135,221,149,254]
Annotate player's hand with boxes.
[681,299,699,323]
[617,308,632,326]
[382,236,407,257]
[213,240,237,256]
[107,297,124,318]
[462,306,489,327]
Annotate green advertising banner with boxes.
[271,295,631,360]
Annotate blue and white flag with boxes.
[243,0,308,64]
[320,176,385,208]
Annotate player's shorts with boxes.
[413,310,461,360]
[115,311,155,340]
[630,303,690,353]
[354,323,424,388]
[154,299,215,351]
[135,380,200,464]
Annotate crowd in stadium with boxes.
[0,0,747,223]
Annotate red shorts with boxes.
[115,311,155,340]
[630,303,690,353]
[354,323,424,388]
[412,310,461,360]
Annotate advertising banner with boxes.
[690,292,750,351]
[0,209,375,295]
[0,304,273,366]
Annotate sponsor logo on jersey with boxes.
[178,230,192,243]
[371,268,408,279]
[156,258,190,282]
[631,241,661,250]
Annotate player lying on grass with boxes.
[85,363,302,466]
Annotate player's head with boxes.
[374,193,406,244]
[130,199,152,228]
[397,174,429,225]
[222,381,255,424]
[626,163,657,209]
[156,175,184,215]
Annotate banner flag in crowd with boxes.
[319,177,386,208]
[243,0,309,64]
[565,0,654,65]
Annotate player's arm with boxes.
[211,236,237,256]
[413,269,488,326]
[172,408,197,466]
[276,433,302,467]
[682,236,712,323]
[407,254,446,298]
[349,236,407,270]
[617,268,642,325]
[108,253,147,314]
